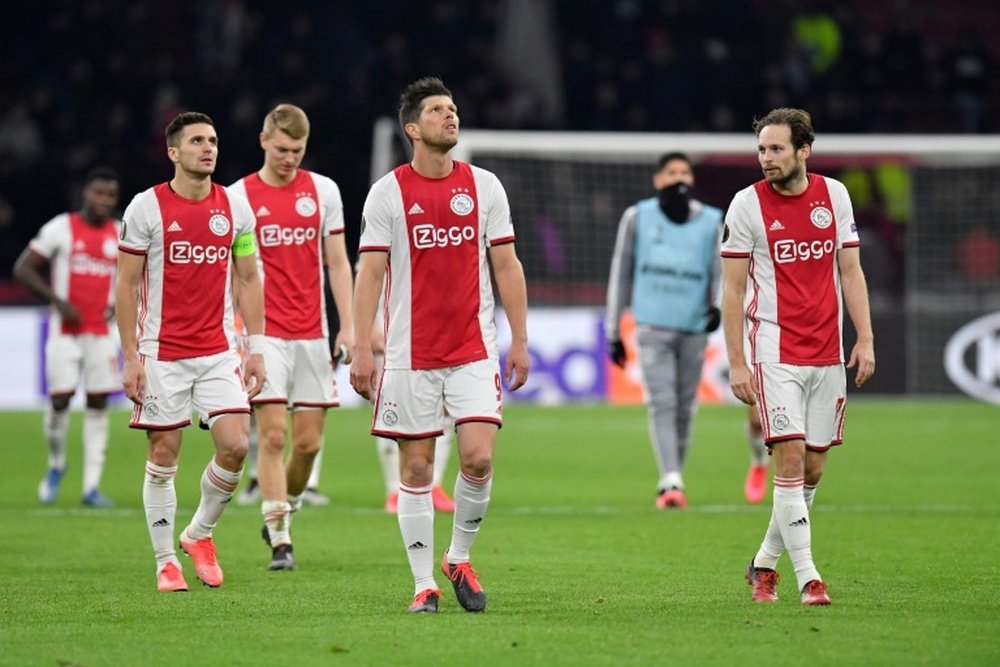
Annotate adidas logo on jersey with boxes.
[152,518,170,527]
[408,202,425,215]
[256,206,271,217]
[167,221,183,232]
[769,220,785,231]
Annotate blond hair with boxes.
[262,104,310,140]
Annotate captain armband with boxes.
[232,232,257,257]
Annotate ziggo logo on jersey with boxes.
[412,224,476,249]
[169,242,230,264]
[259,224,317,247]
[773,239,835,263]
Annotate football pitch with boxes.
[1,400,998,666]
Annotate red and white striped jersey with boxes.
[228,169,344,339]
[29,212,120,335]
[119,182,256,361]
[721,173,860,365]
[360,161,515,370]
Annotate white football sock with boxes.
[398,482,436,593]
[447,470,492,563]
[746,422,768,466]
[658,471,684,491]
[306,445,322,489]
[432,428,452,487]
[43,404,70,470]
[82,409,109,494]
[186,460,242,540]
[772,478,820,590]
[262,499,292,546]
[754,481,819,570]
[246,414,259,479]
[144,461,179,569]
[377,438,399,495]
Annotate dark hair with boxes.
[657,152,691,170]
[752,108,815,149]
[165,111,215,147]
[398,77,453,145]
[83,166,120,186]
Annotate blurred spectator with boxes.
[0,0,997,292]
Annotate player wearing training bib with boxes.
[605,152,723,510]
[228,103,354,571]
[721,108,875,607]
[14,167,122,508]
[117,112,267,593]
[351,77,529,614]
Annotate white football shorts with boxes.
[372,357,503,439]
[250,336,339,410]
[129,350,251,430]
[753,362,846,451]
[46,332,121,395]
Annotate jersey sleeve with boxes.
[226,178,248,201]
[721,187,757,257]
[315,174,345,236]
[604,205,638,339]
[228,190,256,239]
[827,178,860,249]
[29,214,68,259]
[480,170,514,246]
[119,191,156,255]
[359,175,396,252]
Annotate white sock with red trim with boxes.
[771,478,820,589]
[447,470,492,563]
[398,481,436,593]
[262,500,292,546]
[186,460,242,540]
[144,461,179,569]
[754,481,819,570]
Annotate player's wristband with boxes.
[248,334,265,355]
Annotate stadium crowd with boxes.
[1,0,997,295]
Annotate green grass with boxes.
[1,401,998,666]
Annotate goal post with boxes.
[370,119,1000,400]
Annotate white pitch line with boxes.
[13,503,991,519]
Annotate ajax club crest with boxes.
[809,205,833,229]
[295,194,317,217]
[450,192,474,216]
[208,210,231,236]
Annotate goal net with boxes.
[370,119,1000,399]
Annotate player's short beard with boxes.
[767,158,804,189]
[425,133,458,153]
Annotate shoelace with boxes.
[753,570,779,590]
[804,581,826,595]
[414,589,442,604]
[449,562,482,591]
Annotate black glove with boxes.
[705,306,721,333]
[609,339,626,367]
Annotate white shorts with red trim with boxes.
[372,357,503,439]
[129,350,250,430]
[753,362,846,451]
[251,336,339,410]
[46,332,121,395]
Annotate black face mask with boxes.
[658,182,691,222]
